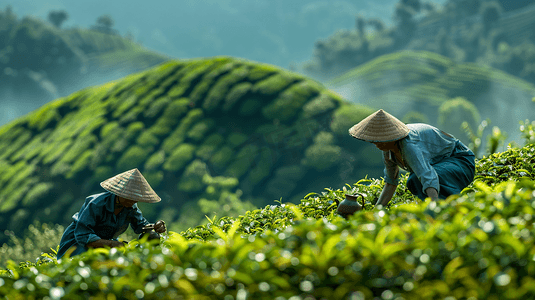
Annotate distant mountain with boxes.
[0,56,378,243]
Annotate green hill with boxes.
[327,50,535,142]
[0,56,380,244]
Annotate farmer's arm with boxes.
[87,239,124,248]
[375,151,399,207]
[376,183,397,207]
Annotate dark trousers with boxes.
[407,141,475,200]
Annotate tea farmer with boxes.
[346,109,475,208]
[57,168,167,259]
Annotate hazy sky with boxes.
[4,0,446,68]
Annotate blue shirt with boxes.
[57,191,149,259]
[383,123,462,194]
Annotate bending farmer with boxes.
[57,168,166,259]
[348,109,475,206]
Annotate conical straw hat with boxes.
[100,168,161,203]
[348,109,409,142]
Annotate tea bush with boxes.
[3,144,535,298]
[0,221,64,269]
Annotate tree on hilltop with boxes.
[91,14,117,35]
[47,10,69,28]
[481,1,502,36]
[355,15,366,36]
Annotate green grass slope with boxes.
[327,50,535,127]
[2,141,535,299]
[0,56,379,243]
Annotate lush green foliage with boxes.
[3,142,535,298]
[438,97,481,144]
[0,56,379,244]
[0,222,64,269]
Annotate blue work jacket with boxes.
[383,123,474,195]
[57,191,149,259]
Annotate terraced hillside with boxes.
[0,56,378,242]
[328,51,535,139]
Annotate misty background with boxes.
[1,0,534,147]
[2,0,446,124]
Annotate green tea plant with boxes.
[519,119,535,145]
[0,221,64,269]
[462,119,510,158]
[2,144,535,299]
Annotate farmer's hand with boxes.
[87,239,125,248]
[425,187,439,202]
[154,220,166,233]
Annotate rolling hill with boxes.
[0,56,379,243]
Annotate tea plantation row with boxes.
[1,144,535,299]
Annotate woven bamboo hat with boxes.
[100,168,161,203]
[348,109,409,142]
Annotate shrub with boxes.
[302,143,342,171]
[302,132,341,171]
[0,221,64,269]
[251,73,297,95]
[143,96,171,119]
[438,97,481,142]
[209,146,234,171]
[93,166,114,182]
[227,132,248,148]
[136,131,160,147]
[67,149,94,179]
[195,133,225,160]
[177,160,208,193]
[225,144,259,178]
[330,104,374,136]
[402,111,429,124]
[247,64,278,81]
[142,170,164,188]
[116,145,151,171]
[239,97,263,116]
[261,81,319,121]
[21,182,54,207]
[245,149,273,186]
[301,92,337,118]
[187,119,215,142]
[163,144,196,172]
[58,135,97,165]
[224,82,252,111]
[161,109,203,154]
[264,165,306,198]
[519,119,535,145]
[4,143,535,299]
[144,150,165,171]
[203,66,248,111]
